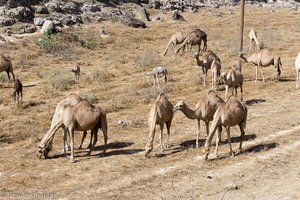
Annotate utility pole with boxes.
[237,0,245,72]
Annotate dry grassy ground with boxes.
[0,5,299,200]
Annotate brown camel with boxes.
[145,93,174,157]
[220,66,243,101]
[240,49,281,82]
[203,96,247,160]
[163,31,186,56]
[0,54,15,85]
[176,28,207,55]
[194,50,221,88]
[38,96,108,163]
[12,79,22,103]
[173,90,224,148]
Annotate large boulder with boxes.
[41,20,55,34]
[6,6,34,22]
[34,17,45,26]
[0,17,16,26]
[120,15,146,28]
[35,4,49,14]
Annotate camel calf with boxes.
[71,65,80,82]
[249,28,260,50]
[12,79,23,103]
[220,66,243,101]
[145,93,173,157]
[240,49,281,82]
[144,65,168,88]
[295,52,300,88]
[203,96,247,159]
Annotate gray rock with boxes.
[41,20,55,34]
[120,15,146,28]
[0,17,16,26]
[34,17,45,26]
[35,5,49,14]
[6,6,34,22]
[81,4,102,13]
[172,11,185,21]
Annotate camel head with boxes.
[220,72,227,80]
[38,141,52,159]
[173,100,186,112]
[239,52,248,63]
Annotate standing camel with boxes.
[144,65,168,88]
[194,50,221,88]
[145,93,174,157]
[12,79,22,103]
[163,31,186,56]
[220,66,243,101]
[203,96,247,159]
[38,97,108,163]
[249,28,260,51]
[0,54,15,85]
[240,49,281,82]
[295,52,300,88]
[176,28,207,55]
[173,90,224,148]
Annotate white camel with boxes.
[163,31,186,56]
[144,65,168,88]
[249,28,260,50]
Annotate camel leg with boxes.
[158,123,164,152]
[101,125,108,154]
[67,127,75,163]
[217,125,222,143]
[62,127,68,156]
[259,64,265,82]
[196,119,200,148]
[205,121,209,136]
[225,127,234,157]
[166,120,172,149]
[88,131,93,149]
[5,71,11,86]
[214,130,220,157]
[145,125,156,157]
[240,85,243,101]
[297,70,300,88]
[238,124,245,154]
[203,68,208,87]
[224,85,228,101]
[88,128,98,155]
[78,131,88,149]
[153,75,156,87]
[255,65,258,82]
[156,74,160,88]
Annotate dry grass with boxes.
[0,6,299,200]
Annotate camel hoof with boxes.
[69,159,76,163]
[230,153,235,158]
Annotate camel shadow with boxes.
[244,99,266,106]
[243,142,279,153]
[226,134,256,144]
[278,77,295,82]
[180,139,206,149]
[92,141,134,151]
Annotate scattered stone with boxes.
[172,11,185,21]
[120,15,146,28]
[35,4,49,14]
[41,20,55,34]
[34,17,45,26]
[0,17,16,26]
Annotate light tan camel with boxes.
[173,90,224,148]
[0,54,15,85]
[203,96,247,159]
[240,49,281,82]
[176,29,207,55]
[163,31,186,56]
[194,50,221,88]
[144,65,168,88]
[220,66,243,101]
[38,96,108,163]
[249,28,260,50]
[295,52,300,88]
[145,93,174,157]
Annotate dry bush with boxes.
[89,66,115,82]
[0,73,8,84]
[82,91,99,104]
[133,49,161,72]
[140,87,160,104]
[43,70,75,91]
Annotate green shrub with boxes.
[44,70,75,91]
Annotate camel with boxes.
[194,50,221,88]
[203,95,248,159]
[12,79,22,103]
[295,52,300,88]
[71,65,80,82]
[145,93,174,157]
[0,54,15,85]
[163,31,186,56]
[240,49,282,82]
[173,90,224,148]
[144,65,168,88]
[249,28,260,50]
[38,95,108,163]
[176,28,207,55]
[220,66,243,101]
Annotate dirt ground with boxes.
[0,5,299,200]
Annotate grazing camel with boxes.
[220,66,243,101]
[144,65,168,88]
[38,96,108,163]
[0,54,15,85]
[176,28,207,55]
[145,93,174,157]
[240,49,282,82]
[12,79,22,103]
[71,65,80,82]
[249,28,260,50]
[295,52,300,88]
[194,50,221,88]
[173,90,224,148]
[203,96,248,159]
[163,31,186,56]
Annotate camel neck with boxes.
[181,105,199,119]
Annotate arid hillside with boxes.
[0,5,299,200]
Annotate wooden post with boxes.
[237,0,245,72]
